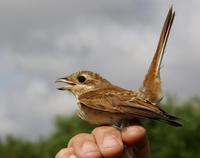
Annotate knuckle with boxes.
[55,148,70,158]
[68,133,91,147]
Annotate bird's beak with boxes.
[55,78,75,90]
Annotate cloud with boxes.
[0,77,76,139]
[0,0,200,140]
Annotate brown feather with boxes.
[79,86,181,126]
[140,6,175,103]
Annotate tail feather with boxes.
[140,6,175,103]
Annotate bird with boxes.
[55,6,181,129]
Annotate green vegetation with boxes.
[0,98,200,158]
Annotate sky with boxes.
[0,0,200,140]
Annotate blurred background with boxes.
[0,0,200,157]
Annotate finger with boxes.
[68,133,101,158]
[121,125,147,145]
[92,126,123,158]
[122,125,150,158]
[55,148,77,158]
[134,136,150,158]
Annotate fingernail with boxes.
[81,141,98,154]
[103,135,120,148]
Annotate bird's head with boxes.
[56,71,111,96]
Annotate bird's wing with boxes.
[78,89,178,121]
[79,89,181,126]
[140,6,175,103]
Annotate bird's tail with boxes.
[140,6,175,103]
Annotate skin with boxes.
[55,125,150,158]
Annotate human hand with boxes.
[55,125,150,158]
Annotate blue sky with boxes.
[0,0,200,140]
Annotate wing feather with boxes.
[79,89,173,120]
[79,88,181,126]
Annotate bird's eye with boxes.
[77,75,86,83]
